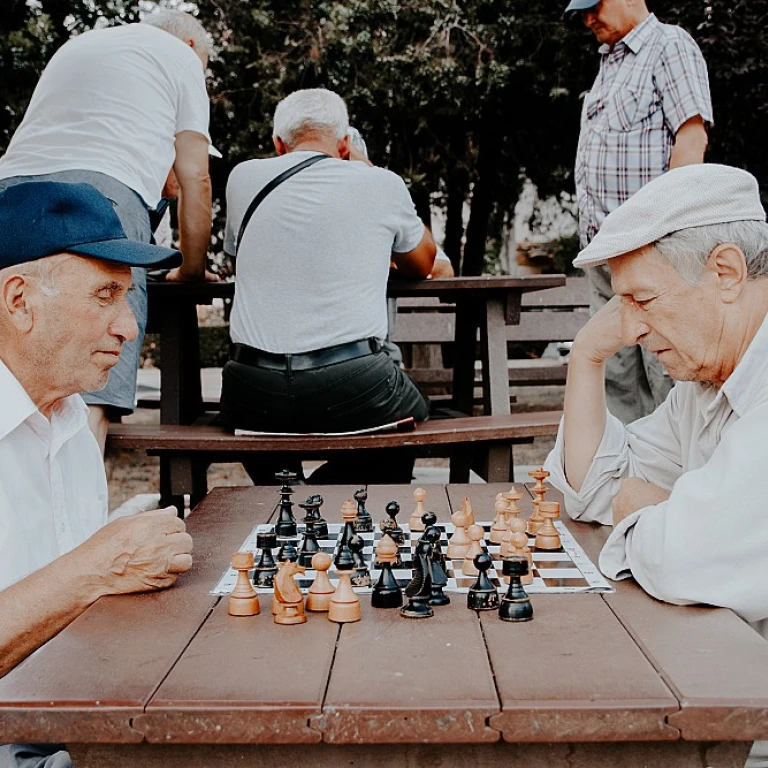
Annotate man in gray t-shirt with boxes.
[220,88,436,483]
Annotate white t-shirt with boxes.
[224,153,426,353]
[0,360,107,592]
[0,24,210,207]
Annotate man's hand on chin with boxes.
[612,477,671,525]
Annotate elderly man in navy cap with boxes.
[566,0,713,424]
[0,182,194,768]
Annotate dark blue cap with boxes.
[0,181,183,270]
[564,0,600,13]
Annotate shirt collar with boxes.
[0,358,89,442]
[712,311,768,418]
[599,14,659,56]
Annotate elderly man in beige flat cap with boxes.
[545,164,768,627]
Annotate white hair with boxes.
[654,220,768,285]
[0,258,61,297]
[141,9,210,60]
[273,89,349,148]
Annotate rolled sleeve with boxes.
[657,33,713,135]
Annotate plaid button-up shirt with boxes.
[575,14,713,247]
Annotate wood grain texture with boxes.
[483,595,679,742]
[314,601,499,744]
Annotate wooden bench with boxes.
[391,276,589,394]
[107,412,563,512]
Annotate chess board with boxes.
[212,520,613,596]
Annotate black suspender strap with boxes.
[235,153,330,255]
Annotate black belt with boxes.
[231,339,381,371]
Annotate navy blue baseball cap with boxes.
[564,0,600,13]
[0,181,183,270]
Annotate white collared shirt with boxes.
[0,360,107,592]
[544,314,768,624]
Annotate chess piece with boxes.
[229,552,260,616]
[527,467,550,535]
[273,560,307,625]
[489,499,508,544]
[424,526,450,606]
[383,500,404,545]
[446,506,471,559]
[463,497,476,527]
[461,524,485,576]
[409,487,428,531]
[353,488,374,533]
[252,531,279,588]
[274,469,298,538]
[499,526,514,559]
[328,545,361,623]
[371,534,403,609]
[306,552,335,612]
[348,530,372,587]
[417,511,437,540]
[509,531,533,585]
[339,499,358,549]
[299,495,329,540]
[504,489,523,526]
[467,552,500,611]
[298,521,321,567]
[498,556,533,622]
[277,539,298,563]
[400,539,434,618]
[534,501,562,551]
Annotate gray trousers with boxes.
[0,745,71,768]
[588,263,673,424]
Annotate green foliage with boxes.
[3,0,768,269]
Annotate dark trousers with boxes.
[220,346,429,485]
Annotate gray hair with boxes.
[0,258,61,297]
[273,89,349,148]
[654,220,768,285]
[141,9,210,60]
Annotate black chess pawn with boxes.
[371,535,403,609]
[384,501,404,545]
[274,470,298,538]
[353,488,374,533]
[252,531,278,588]
[400,539,434,618]
[277,539,298,563]
[424,526,450,606]
[348,531,371,587]
[467,552,500,611]
[298,521,321,568]
[498,556,534,622]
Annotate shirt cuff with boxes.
[598,508,645,580]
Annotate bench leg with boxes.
[448,447,472,483]
[159,455,209,518]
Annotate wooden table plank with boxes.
[314,600,500,744]
[0,486,275,744]
[483,595,679,742]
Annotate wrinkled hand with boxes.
[87,507,193,594]
[572,295,627,365]
[612,478,670,526]
[165,267,220,283]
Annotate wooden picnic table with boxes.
[1,483,766,767]
[145,274,566,425]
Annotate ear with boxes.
[1,275,35,333]
[273,136,288,156]
[707,243,748,303]
[337,135,351,160]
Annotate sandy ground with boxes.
[106,374,561,513]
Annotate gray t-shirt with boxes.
[224,152,425,353]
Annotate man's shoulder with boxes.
[654,19,704,52]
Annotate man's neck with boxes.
[0,349,61,419]
[290,138,339,158]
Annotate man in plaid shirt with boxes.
[567,0,713,423]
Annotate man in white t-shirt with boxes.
[0,182,195,767]
[221,88,436,483]
[0,9,216,453]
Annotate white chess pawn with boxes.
[462,524,485,576]
[489,499,508,544]
[409,487,427,531]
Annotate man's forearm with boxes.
[176,176,213,279]
[669,117,708,169]
[0,552,102,677]
[563,347,609,492]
